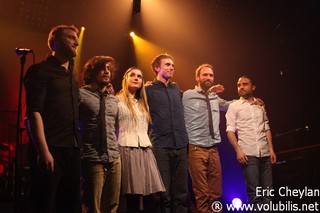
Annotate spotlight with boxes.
[130,32,135,37]
[232,198,242,209]
[132,0,141,14]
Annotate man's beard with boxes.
[98,80,109,87]
[201,80,213,91]
[239,90,252,99]
[60,47,77,59]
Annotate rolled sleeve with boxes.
[262,106,270,131]
[24,65,48,114]
[225,104,236,132]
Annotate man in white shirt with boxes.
[226,76,276,211]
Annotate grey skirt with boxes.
[120,146,166,195]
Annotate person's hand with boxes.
[37,150,54,173]
[269,150,277,164]
[209,84,225,93]
[145,81,153,87]
[236,149,248,165]
[255,98,264,106]
[107,83,115,95]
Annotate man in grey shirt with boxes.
[78,56,120,213]
[183,64,232,213]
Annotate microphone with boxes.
[15,47,33,55]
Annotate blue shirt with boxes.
[183,86,232,147]
[146,80,189,149]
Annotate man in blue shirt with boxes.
[183,64,232,213]
[146,53,189,213]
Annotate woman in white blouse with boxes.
[116,67,165,213]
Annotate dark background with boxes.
[0,0,319,212]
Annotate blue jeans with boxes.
[82,157,121,213]
[242,156,273,212]
[153,147,188,213]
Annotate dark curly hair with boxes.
[82,56,118,85]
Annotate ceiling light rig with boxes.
[132,0,141,15]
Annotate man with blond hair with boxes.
[24,24,81,213]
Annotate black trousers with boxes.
[28,145,81,213]
[152,147,189,213]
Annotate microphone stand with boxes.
[14,54,27,213]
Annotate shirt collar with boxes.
[195,86,203,93]
[194,86,203,92]
[46,55,62,67]
[46,55,74,71]
[239,97,258,105]
[194,85,216,96]
[154,79,175,87]
[82,84,109,96]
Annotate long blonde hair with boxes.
[117,67,151,124]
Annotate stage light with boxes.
[74,26,85,77]
[130,34,165,81]
[232,198,242,209]
[130,32,135,37]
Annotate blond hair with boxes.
[195,63,214,77]
[47,25,79,51]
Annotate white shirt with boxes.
[226,98,270,157]
[117,97,152,147]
